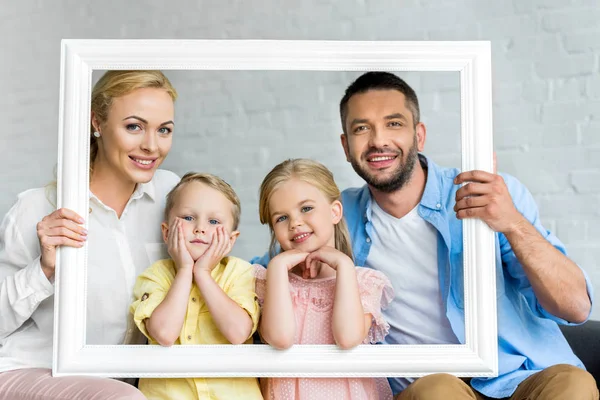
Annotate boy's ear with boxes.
[331,200,343,225]
[229,230,240,248]
[161,221,169,244]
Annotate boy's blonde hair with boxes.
[258,158,354,260]
[165,172,241,230]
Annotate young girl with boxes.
[254,158,394,400]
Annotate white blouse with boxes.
[0,169,179,372]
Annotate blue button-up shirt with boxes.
[250,154,593,398]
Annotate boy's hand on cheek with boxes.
[168,219,194,273]
[193,226,231,278]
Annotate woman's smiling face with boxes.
[92,87,175,185]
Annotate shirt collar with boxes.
[88,178,157,205]
[417,153,444,211]
[132,179,156,201]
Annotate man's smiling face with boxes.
[341,89,425,193]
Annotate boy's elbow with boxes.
[224,318,254,345]
[156,337,176,347]
[151,327,178,347]
[227,330,249,345]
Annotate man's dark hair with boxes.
[339,71,420,134]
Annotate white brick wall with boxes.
[1,0,599,318]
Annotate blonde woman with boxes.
[0,70,180,399]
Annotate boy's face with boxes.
[162,181,239,261]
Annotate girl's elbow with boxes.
[334,332,363,350]
[335,337,361,350]
[269,336,294,350]
[262,329,294,350]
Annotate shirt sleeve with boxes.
[356,267,395,344]
[129,261,174,341]
[499,173,594,326]
[253,264,267,308]
[0,192,55,339]
[225,259,261,339]
[249,249,273,267]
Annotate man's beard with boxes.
[348,137,419,193]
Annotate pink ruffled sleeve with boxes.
[253,264,268,308]
[356,267,394,344]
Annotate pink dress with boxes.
[254,265,395,400]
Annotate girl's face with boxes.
[268,178,343,253]
[91,87,175,186]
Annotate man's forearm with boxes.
[504,216,591,323]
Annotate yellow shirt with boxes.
[130,256,263,400]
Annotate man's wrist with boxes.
[503,214,530,237]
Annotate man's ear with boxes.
[229,230,240,248]
[340,133,350,162]
[331,200,343,225]
[161,221,169,244]
[415,122,427,152]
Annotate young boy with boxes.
[130,172,263,400]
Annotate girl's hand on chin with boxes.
[269,249,310,272]
[304,246,353,278]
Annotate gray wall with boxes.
[2,0,599,318]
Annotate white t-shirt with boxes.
[0,169,179,372]
[366,199,459,390]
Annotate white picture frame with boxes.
[53,39,497,378]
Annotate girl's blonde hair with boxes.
[258,158,354,261]
[90,70,178,170]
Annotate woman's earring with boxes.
[93,131,101,138]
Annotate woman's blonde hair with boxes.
[258,158,353,261]
[45,71,178,205]
[90,70,178,169]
